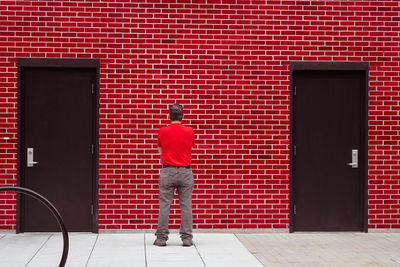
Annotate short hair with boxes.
[169,104,183,121]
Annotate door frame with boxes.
[289,61,369,233]
[17,58,100,233]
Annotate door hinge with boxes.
[91,83,95,94]
[294,204,297,215]
[92,144,94,155]
[294,85,297,96]
[91,204,94,215]
[294,145,297,156]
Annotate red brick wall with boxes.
[0,0,399,230]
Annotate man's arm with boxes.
[157,129,162,163]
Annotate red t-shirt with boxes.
[157,123,194,166]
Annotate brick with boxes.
[0,0,398,231]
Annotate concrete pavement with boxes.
[0,233,263,267]
[1,232,400,266]
[237,232,400,267]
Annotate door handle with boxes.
[346,149,358,168]
[27,148,39,167]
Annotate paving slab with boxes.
[0,233,50,267]
[27,233,97,267]
[145,233,204,267]
[86,234,145,267]
[195,233,264,267]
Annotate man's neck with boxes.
[171,121,181,124]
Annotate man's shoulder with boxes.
[182,124,193,130]
[158,126,168,134]
[182,125,194,133]
[160,123,193,133]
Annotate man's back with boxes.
[158,123,194,167]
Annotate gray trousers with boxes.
[155,167,194,241]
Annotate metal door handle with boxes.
[347,149,358,168]
[27,148,39,167]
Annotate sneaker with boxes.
[182,239,193,247]
[153,238,167,246]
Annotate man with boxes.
[154,104,195,247]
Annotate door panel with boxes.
[22,67,95,232]
[293,71,365,231]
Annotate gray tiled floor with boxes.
[0,233,263,267]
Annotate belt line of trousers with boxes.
[155,167,194,240]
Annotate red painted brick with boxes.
[0,0,399,231]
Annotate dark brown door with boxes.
[292,70,367,231]
[21,67,96,232]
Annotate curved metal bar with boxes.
[0,186,69,267]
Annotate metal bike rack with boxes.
[0,186,69,267]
